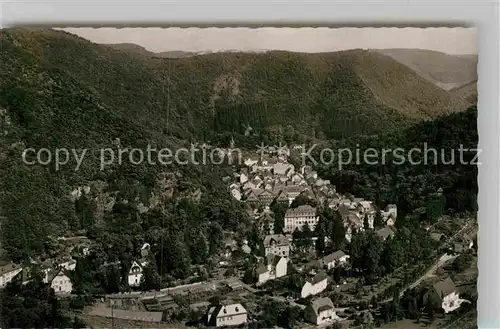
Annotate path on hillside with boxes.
[380,222,476,304]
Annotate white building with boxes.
[255,254,287,286]
[382,204,398,224]
[47,269,73,294]
[206,303,248,327]
[320,250,350,270]
[284,205,319,233]
[301,271,329,298]
[262,234,290,258]
[424,277,463,313]
[304,297,339,326]
[128,261,143,287]
[0,262,22,288]
[58,258,77,271]
[230,188,242,201]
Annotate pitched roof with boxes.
[309,297,334,316]
[255,264,268,275]
[0,261,20,275]
[309,271,329,285]
[266,253,284,267]
[47,268,71,284]
[337,204,351,217]
[263,234,289,247]
[433,277,457,300]
[285,205,316,217]
[207,303,247,324]
[321,250,347,263]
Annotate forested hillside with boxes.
[313,105,478,223]
[1,29,471,142]
[0,28,476,264]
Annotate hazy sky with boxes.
[62,27,477,55]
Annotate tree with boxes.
[292,228,304,251]
[302,222,314,250]
[315,232,326,257]
[363,214,370,230]
[140,259,161,291]
[186,228,209,265]
[0,273,73,328]
[381,238,405,274]
[271,201,287,234]
[329,211,345,250]
[277,306,300,328]
[452,251,474,272]
[374,208,384,228]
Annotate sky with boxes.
[61,27,477,55]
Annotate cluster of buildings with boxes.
[0,256,76,295]
[228,148,398,245]
[205,296,341,327]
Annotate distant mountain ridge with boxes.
[373,48,477,91]
[1,29,472,144]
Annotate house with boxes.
[46,268,73,294]
[376,226,397,241]
[356,201,375,224]
[257,189,276,206]
[304,297,338,325]
[430,233,446,243]
[245,189,261,207]
[244,157,258,168]
[255,253,287,286]
[128,261,143,287]
[230,187,242,201]
[424,277,463,313]
[239,172,249,184]
[337,204,365,241]
[206,303,248,327]
[452,236,474,253]
[382,204,398,223]
[320,250,350,270]
[58,258,77,271]
[284,185,306,204]
[241,240,252,254]
[284,205,319,233]
[141,243,151,258]
[291,173,305,185]
[275,190,289,205]
[263,234,290,258]
[0,262,23,288]
[301,271,329,298]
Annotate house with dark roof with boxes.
[304,297,339,325]
[257,189,276,206]
[262,234,290,258]
[206,303,248,327]
[127,261,143,287]
[424,277,462,313]
[320,250,350,270]
[44,268,73,294]
[255,253,287,286]
[301,271,329,298]
[0,261,22,288]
